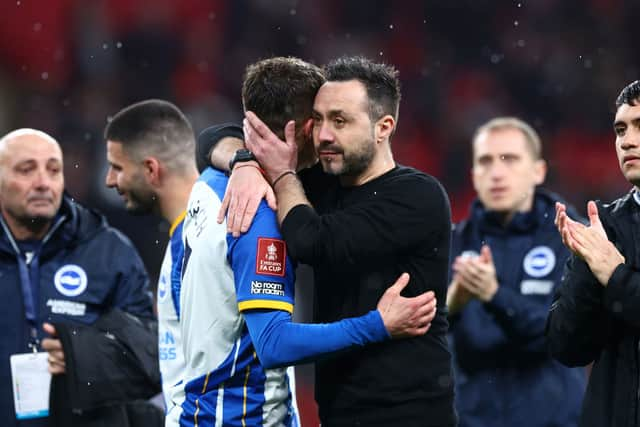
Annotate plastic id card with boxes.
[10,352,51,419]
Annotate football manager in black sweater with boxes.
[201,55,456,427]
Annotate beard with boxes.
[122,174,158,216]
[124,189,157,215]
[319,133,376,178]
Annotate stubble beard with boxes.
[125,189,158,216]
[319,131,376,178]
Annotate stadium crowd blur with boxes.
[0,0,637,423]
[1,0,637,277]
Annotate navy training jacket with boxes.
[449,189,587,427]
[0,195,155,427]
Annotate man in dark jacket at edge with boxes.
[550,80,640,427]
[0,128,159,427]
[446,117,586,427]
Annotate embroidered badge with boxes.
[523,246,556,278]
[255,238,286,277]
[54,264,88,297]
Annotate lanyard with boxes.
[0,214,66,351]
[17,252,40,352]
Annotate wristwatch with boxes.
[228,148,257,171]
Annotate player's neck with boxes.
[159,172,198,225]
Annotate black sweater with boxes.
[283,164,456,427]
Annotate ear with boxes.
[143,157,161,186]
[375,115,395,143]
[533,159,547,185]
[302,117,314,139]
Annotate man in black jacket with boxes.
[549,80,640,427]
[0,128,160,427]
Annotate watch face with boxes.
[230,149,256,170]
[236,149,254,160]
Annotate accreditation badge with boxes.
[10,352,51,419]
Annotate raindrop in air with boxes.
[41,72,49,80]
[116,42,123,48]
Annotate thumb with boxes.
[284,120,296,146]
[43,322,57,336]
[480,244,493,264]
[587,200,601,226]
[389,272,410,293]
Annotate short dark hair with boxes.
[616,80,640,108]
[242,57,325,139]
[324,56,401,123]
[104,99,195,173]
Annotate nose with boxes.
[316,121,335,144]
[33,169,53,190]
[489,159,508,180]
[621,129,640,150]
[105,167,116,188]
